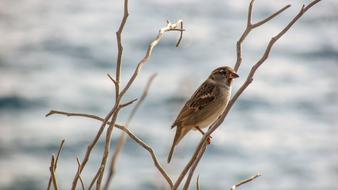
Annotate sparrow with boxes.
[167,66,239,163]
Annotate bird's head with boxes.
[209,66,239,84]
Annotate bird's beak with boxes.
[229,72,239,79]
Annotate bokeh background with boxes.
[0,0,337,189]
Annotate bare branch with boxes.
[229,173,261,190]
[247,0,254,26]
[119,98,138,108]
[182,142,207,190]
[49,155,59,190]
[76,157,85,190]
[46,110,103,121]
[119,19,184,98]
[174,0,321,189]
[47,139,64,190]
[107,73,118,86]
[234,0,291,71]
[47,110,173,188]
[115,0,129,98]
[172,141,207,190]
[252,4,291,28]
[196,175,200,190]
[104,74,157,190]
[70,106,117,190]
[89,166,104,190]
[85,8,130,188]
[176,22,184,47]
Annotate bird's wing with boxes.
[172,80,216,128]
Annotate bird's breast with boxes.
[196,88,231,129]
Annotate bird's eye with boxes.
[220,70,227,75]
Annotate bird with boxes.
[167,66,239,163]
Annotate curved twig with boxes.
[229,173,261,190]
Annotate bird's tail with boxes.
[167,127,189,163]
[167,140,176,164]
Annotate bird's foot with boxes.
[207,135,212,144]
[195,126,212,144]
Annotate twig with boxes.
[182,142,207,190]
[49,155,59,190]
[172,141,207,190]
[119,98,138,108]
[234,0,290,71]
[89,166,104,190]
[119,19,184,98]
[107,73,118,86]
[229,173,261,190]
[47,139,64,190]
[173,1,321,189]
[76,157,85,190]
[115,0,129,99]
[70,106,117,190]
[196,175,200,190]
[104,74,157,190]
[176,22,184,47]
[89,1,131,187]
[47,110,173,188]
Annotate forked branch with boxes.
[47,139,64,190]
[235,0,291,71]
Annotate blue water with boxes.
[0,0,337,189]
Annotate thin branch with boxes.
[94,111,120,190]
[176,22,184,47]
[229,173,261,190]
[182,142,207,190]
[172,141,207,190]
[119,19,184,98]
[252,5,291,28]
[46,110,103,120]
[119,98,138,108]
[196,175,200,190]
[115,0,129,98]
[47,139,64,190]
[174,1,321,189]
[234,0,291,71]
[107,73,118,86]
[104,74,157,190]
[89,166,104,190]
[70,106,117,190]
[92,3,129,188]
[76,157,85,190]
[47,110,173,188]
[49,155,59,190]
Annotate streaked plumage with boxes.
[167,66,239,163]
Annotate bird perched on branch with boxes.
[167,66,239,163]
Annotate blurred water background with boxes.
[0,0,337,189]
